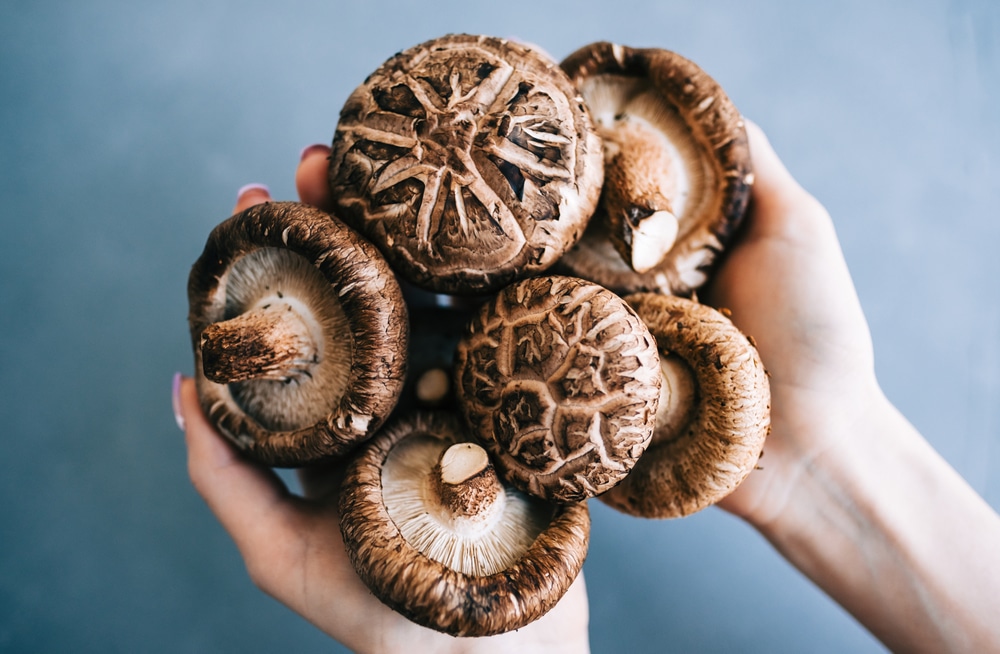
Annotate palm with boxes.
[703,132,876,524]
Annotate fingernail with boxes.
[236,183,270,203]
[172,372,186,432]
[299,143,331,162]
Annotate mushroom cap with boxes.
[328,34,604,296]
[339,410,590,637]
[454,275,661,503]
[599,293,770,518]
[187,201,408,466]
[554,42,753,297]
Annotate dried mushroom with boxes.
[454,275,661,503]
[329,34,604,295]
[555,42,753,296]
[339,410,589,637]
[599,293,770,518]
[187,201,408,466]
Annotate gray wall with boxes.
[2,0,997,652]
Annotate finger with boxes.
[744,121,798,195]
[296,144,335,212]
[233,183,272,214]
[742,121,835,244]
[178,376,301,558]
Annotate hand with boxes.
[704,122,880,526]
[706,123,1000,652]
[174,154,590,654]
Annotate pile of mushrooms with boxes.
[187,33,769,637]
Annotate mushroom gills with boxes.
[215,247,354,431]
[382,434,553,577]
[580,75,716,272]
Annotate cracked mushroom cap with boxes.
[328,34,604,296]
[598,293,770,518]
[555,42,753,296]
[454,275,661,503]
[187,201,408,466]
[339,410,590,637]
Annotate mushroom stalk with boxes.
[200,299,320,384]
[434,443,505,519]
[602,109,684,273]
[654,354,697,442]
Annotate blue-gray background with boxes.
[2,0,997,652]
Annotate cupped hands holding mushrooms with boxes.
[176,39,1000,654]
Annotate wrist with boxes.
[750,387,1000,652]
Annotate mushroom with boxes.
[339,410,590,637]
[554,42,753,296]
[328,34,604,295]
[187,201,408,466]
[598,293,770,518]
[454,275,661,503]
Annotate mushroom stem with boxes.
[200,299,320,384]
[434,443,504,519]
[600,101,687,273]
[654,354,697,443]
[416,368,451,406]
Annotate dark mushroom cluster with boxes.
[187,33,769,637]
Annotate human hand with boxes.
[704,122,880,526]
[174,160,590,654]
[704,123,1000,653]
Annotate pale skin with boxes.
[175,124,1000,653]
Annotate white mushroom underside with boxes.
[220,247,354,430]
[581,75,714,221]
[382,435,552,576]
[578,74,719,277]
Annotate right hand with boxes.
[705,122,880,527]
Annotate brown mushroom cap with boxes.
[329,34,604,295]
[339,410,590,637]
[187,201,408,466]
[454,275,661,503]
[598,293,770,518]
[554,42,753,297]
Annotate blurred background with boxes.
[1,0,997,651]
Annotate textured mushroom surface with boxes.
[599,293,770,518]
[339,411,590,637]
[329,34,604,295]
[555,42,753,297]
[187,201,408,466]
[454,275,661,503]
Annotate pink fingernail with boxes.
[236,183,270,202]
[172,372,186,432]
[300,143,331,162]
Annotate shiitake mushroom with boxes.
[338,410,590,637]
[599,293,770,518]
[453,275,662,503]
[328,34,604,296]
[555,42,753,297]
[187,201,408,466]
